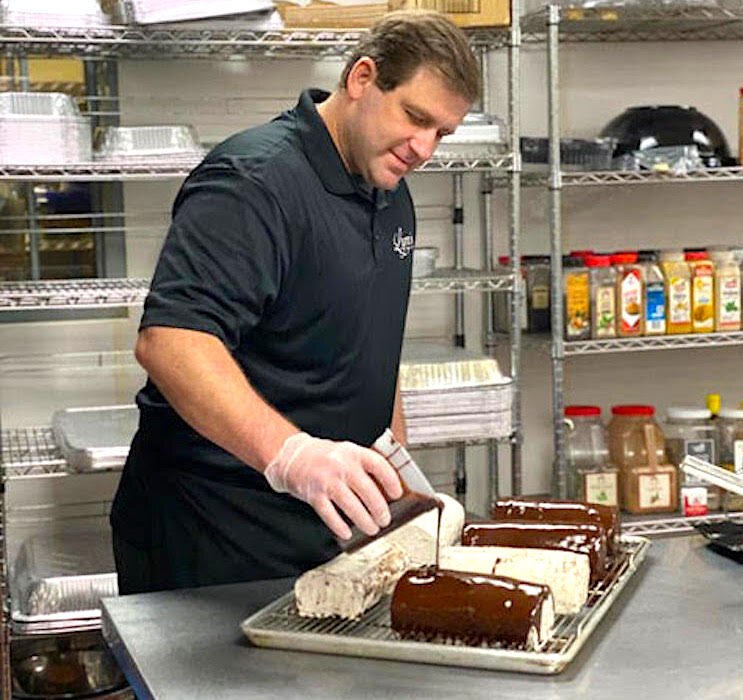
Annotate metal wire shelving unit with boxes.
[0,10,524,694]
[530,4,743,524]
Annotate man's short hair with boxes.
[340,10,480,104]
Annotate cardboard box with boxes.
[387,0,510,28]
[276,1,388,28]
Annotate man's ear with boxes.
[345,56,378,100]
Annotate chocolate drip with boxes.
[390,567,551,647]
[490,498,620,558]
[461,521,607,584]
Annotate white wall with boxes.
[6,30,743,523]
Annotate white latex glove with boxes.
[264,432,403,540]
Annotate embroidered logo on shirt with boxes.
[392,227,414,259]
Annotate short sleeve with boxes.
[140,162,288,351]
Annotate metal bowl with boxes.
[12,635,127,699]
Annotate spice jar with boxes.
[717,408,743,511]
[685,251,715,333]
[612,252,643,337]
[639,250,666,336]
[608,405,678,514]
[525,256,550,333]
[664,407,719,513]
[586,254,616,339]
[711,250,741,332]
[564,405,618,507]
[563,256,590,340]
[660,250,692,335]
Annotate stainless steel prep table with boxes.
[101,536,742,700]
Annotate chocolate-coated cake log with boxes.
[490,498,620,558]
[461,521,607,584]
[390,567,554,649]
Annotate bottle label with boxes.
[692,269,714,330]
[620,269,642,333]
[682,439,716,486]
[532,285,549,310]
[645,281,666,334]
[594,285,616,337]
[638,473,672,509]
[734,440,743,474]
[565,272,590,338]
[669,277,691,325]
[682,486,708,517]
[717,275,741,328]
[583,471,618,506]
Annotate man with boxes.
[110,10,479,594]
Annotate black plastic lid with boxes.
[637,251,659,262]
[562,256,585,268]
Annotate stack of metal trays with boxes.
[128,0,275,25]
[0,0,113,29]
[400,342,512,446]
[52,405,138,472]
[435,112,508,160]
[94,124,205,161]
[10,530,118,635]
[0,92,91,165]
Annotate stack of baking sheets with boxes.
[0,92,91,165]
[10,530,119,635]
[400,342,512,446]
[94,125,205,161]
[128,0,275,24]
[52,405,138,472]
[0,0,112,28]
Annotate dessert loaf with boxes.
[491,498,620,558]
[295,540,409,619]
[385,492,465,566]
[440,545,590,615]
[390,567,555,649]
[461,521,607,584]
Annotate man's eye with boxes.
[406,110,427,126]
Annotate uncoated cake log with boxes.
[439,545,590,615]
[295,540,410,620]
[391,567,555,649]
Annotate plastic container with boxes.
[612,252,643,337]
[686,251,715,333]
[664,407,719,512]
[564,405,618,507]
[660,250,692,334]
[411,247,438,278]
[608,405,678,514]
[717,407,743,511]
[712,250,741,331]
[586,254,617,339]
[525,256,550,333]
[563,256,590,340]
[639,250,666,336]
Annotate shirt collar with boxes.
[296,88,394,209]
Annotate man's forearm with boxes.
[391,376,408,447]
[135,326,298,471]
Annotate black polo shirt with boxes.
[111,90,415,587]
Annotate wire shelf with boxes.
[564,331,743,356]
[0,278,149,311]
[0,24,509,59]
[561,166,743,187]
[623,511,743,537]
[522,4,743,43]
[0,153,513,181]
[411,269,513,295]
[1,427,66,477]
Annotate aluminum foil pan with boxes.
[129,0,275,24]
[0,0,112,28]
[436,113,508,158]
[406,410,512,444]
[10,530,118,625]
[0,92,81,118]
[402,383,512,418]
[52,404,137,472]
[412,247,438,278]
[0,115,91,165]
[94,124,204,160]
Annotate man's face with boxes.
[343,63,472,190]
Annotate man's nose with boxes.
[409,128,439,162]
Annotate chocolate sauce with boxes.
[390,567,551,647]
[462,521,607,584]
[337,491,441,555]
[490,498,620,558]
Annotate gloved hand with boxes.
[264,432,403,540]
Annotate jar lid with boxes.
[585,254,612,267]
[610,252,638,265]
[666,407,712,420]
[659,250,685,262]
[565,405,601,417]
[718,408,743,420]
[685,251,709,261]
[611,404,655,416]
